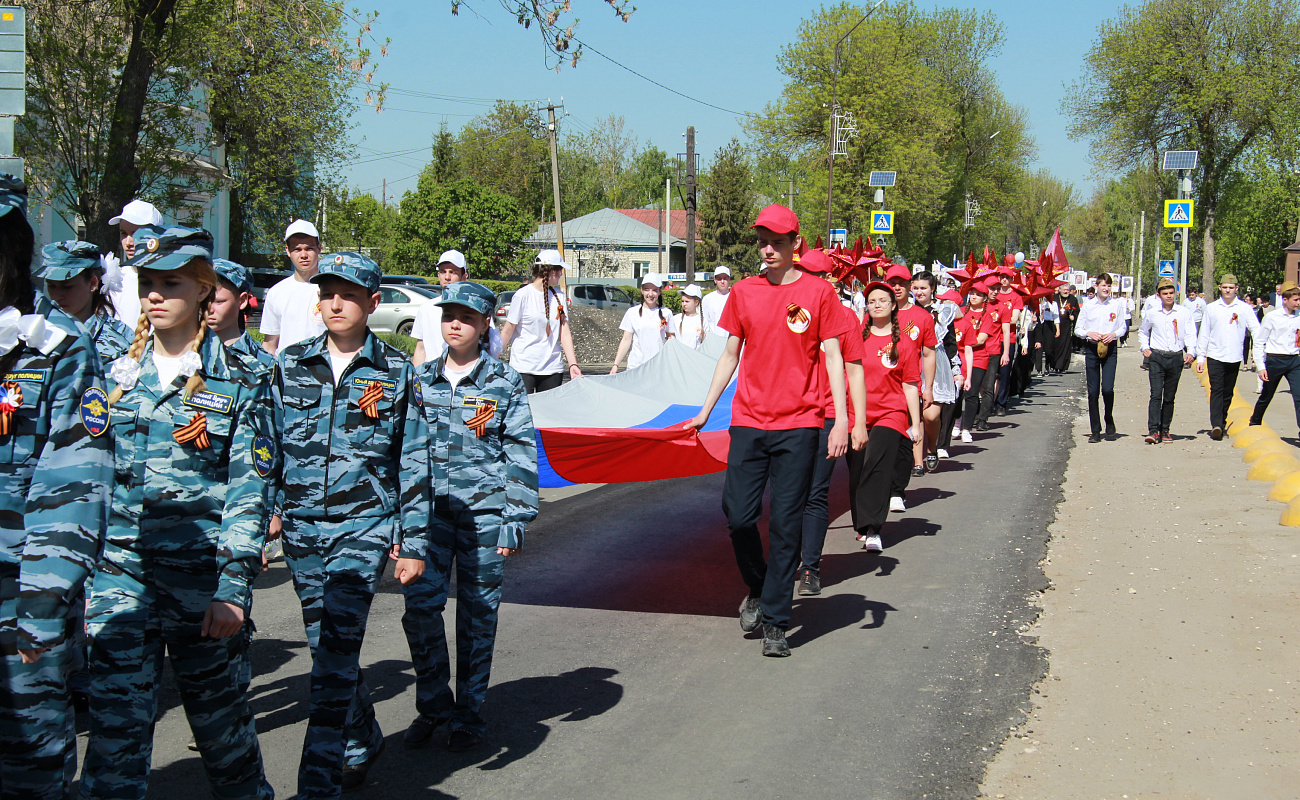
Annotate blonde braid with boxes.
[182,296,212,400]
[107,310,152,405]
[544,285,552,337]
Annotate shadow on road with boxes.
[786,595,898,648]
[249,657,414,736]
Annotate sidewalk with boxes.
[981,350,1300,799]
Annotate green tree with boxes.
[1212,148,1300,293]
[1064,0,1300,293]
[392,176,532,278]
[430,122,459,184]
[699,138,758,272]
[325,190,398,265]
[456,101,550,221]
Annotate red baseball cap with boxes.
[980,278,1000,293]
[884,264,913,282]
[937,288,963,303]
[996,265,1018,277]
[798,249,832,273]
[862,280,894,300]
[750,204,799,235]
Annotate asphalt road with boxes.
[76,370,1080,800]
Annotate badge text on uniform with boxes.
[184,390,234,415]
[80,387,111,437]
[3,369,49,384]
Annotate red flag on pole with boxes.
[1044,225,1070,273]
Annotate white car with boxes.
[370,284,440,337]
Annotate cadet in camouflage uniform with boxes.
[275,252,429,799]
[38,240,134,363]
[210,259,275,375]
[0,176,113,800]
[81,228,276,800]
[401,281,538,753]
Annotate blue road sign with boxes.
[1164,199,1193,227]
[1158,260,1176,278]
[871,211,894,234]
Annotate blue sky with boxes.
[342,0,1124,205]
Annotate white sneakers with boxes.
[951,425,961,438]
[889,496,906,513]
[960,430,974,443]
[862,534,883,553]
[936,448,949,459]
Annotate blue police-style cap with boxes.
[128,226,214,270]
[435,281,497,316]
[311,251,382,293]
[39,240,104,281]
[213,258,252,294]
[0,173,27,219]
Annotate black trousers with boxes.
[1146,350,1184,434]
[962,366,988,431]
[937,402,958,449]
[847,426,905,537]
[977,359,999,425]
[722,426,819,630]
[1034,322,1057,373]
[799,419,838,574]
[1251,354,1300,429]
[890,427,913,500]
[1083,341,1117,434]
[520,372,563,393]
[1206,357,1239,431]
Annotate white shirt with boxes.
[328,351,353,385]
[1123,296,1134,319]
[1253,306,1300,366]
[1038,299,1060,323]
[443,360,477,391]
[1142,294,1160,316]
[700,288,730,337]
[619,304,678,369]
[412,300,503,360]
[506,284,567,375]
[673,311,706,350]
[1074,295,1128,340]
[261,275,324,348]
[1182,295,1207,324]
[1195,296,1261,363]
[111,266,141,327]
[151,352,183,387]
[1138,303,1196,352]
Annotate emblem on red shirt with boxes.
[903,321,919,340]
[785,303,811,334]
[877,346,897,369]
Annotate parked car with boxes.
[569,283,634,313]
[494,290,516,323]
[381,274,431,286]
[370,284,440,337]
[249,267,291,306]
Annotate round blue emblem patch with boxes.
[80,387,110,437]
[252,435,275,478]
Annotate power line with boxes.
[570,37,756,118]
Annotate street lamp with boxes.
[826,0,888,241]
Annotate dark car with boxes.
[249,267,291,306]
[569,283,634,313]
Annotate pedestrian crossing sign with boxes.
[1158,259,1176,278]
[871,211,894,234]
[1164,199,1193,228]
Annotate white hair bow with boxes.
[0,306,54,356]
[102,253,124,294]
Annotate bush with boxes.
[619,286,683,314]
[477,278,526,296]
[378,333,418,355]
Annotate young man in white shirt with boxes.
[1138,278,1196,443]
[411,249,502,366]
[1195,273,1261,440]
[1249,280,1300,431]
[1075,273,1129,443]
[1182,286,1207,332]
[700,265,732,337]
[261,219,325,355]
[108,199,164,326]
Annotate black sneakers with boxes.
[761,624,790,657]
[447,728,483,753]
[923,453,939,472]
[404,714,447,748]
[739,595,762,632]
[1087,432,1102,444]
[797,568,821,596]
[910,465,925,478]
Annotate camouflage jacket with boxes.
[85,310,134,363]
[105,329,278,608]
[0,298,113,649]
[275,331,429,557]
[226,331,276,376]
[415,351,538,550]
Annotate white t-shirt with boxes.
[700,289,731,337]
[111,266,141,327]
[619,305,677,369]
[152,352,183,387]
[674,311,706,350]
[506,284,567,375]
[261,275,324,349]
[329,351,353,385]
[443,360,477,391]
[411,300,503,361]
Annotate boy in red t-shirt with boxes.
[689,206,856,658]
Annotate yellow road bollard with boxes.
[1281,497,1300,526]
[1234,426,1276,449]
[1248,453,1300,481]
[1243,438,1294,463]
[1269,471,1300,502]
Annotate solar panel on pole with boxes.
[1161,151,1198,171]
[868,171,897,187]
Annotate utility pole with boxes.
[684,127,697,279]
[786,177,798,210]
[1137,210,1145,305]
[826,0,885,240]
[381,178,386,210]
[544,100,565,260]
[660,177,670,274]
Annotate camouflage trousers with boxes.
[0,564,80,800]
[400,504,505,736]
[81,544,271,800]
[282,516,389,800]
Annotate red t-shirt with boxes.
[860,327,918,436]
[954,314,989,371]
[896,303,937,386]
[721,273,854,430]
[817,303,867,419]
[995,289,1024,334]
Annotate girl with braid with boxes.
[847,282,921,554]
[38,240,134,363]
[674,284,707,350]
[613,273,678,371]
[82,227,277,800]
[501,249,582,393]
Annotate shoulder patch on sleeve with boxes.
[80,387,110,436]
[252,435,275,478]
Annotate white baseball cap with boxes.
[681,284,703,299]
[438,249,468,274]
[713,265,731,277]
[284,219,320,243]
[108,199,163,227]
[535,249,574,271]
[641,273,663,288]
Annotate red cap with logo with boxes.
[884,264,913,283]
[750,204,799,235]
